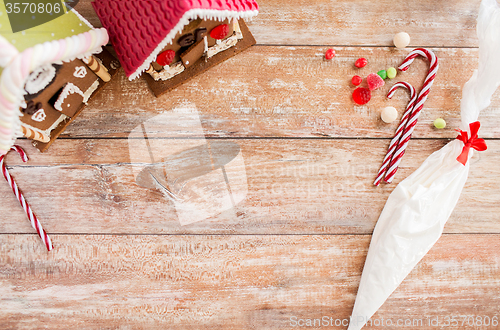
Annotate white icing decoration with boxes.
[110,60,120,70]
[24,65,56,94]
[83,80,99,103]
[233,19,243,40]
[74,66,87,78]
[206,34,238,59]
[54,80,100,111]
[54,83,85,111]
[31,109,46,122]
[23,114,68,139]
[149,61,185,81]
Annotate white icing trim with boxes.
[31,109,47,122]
[83,79,99,103]
[128,8,259,80]
[206,34,238,58]
[72,9,95,29]
[54,83,85,111]
[149,61,185,81]
[22,113,68,138]
[233,19,243,39]
[25,65,57,94]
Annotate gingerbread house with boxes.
[0,3,120,154]
[92,0,259,97]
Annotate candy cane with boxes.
[384,48,439,183]
[373,82,417,186]
[1,146,53,251]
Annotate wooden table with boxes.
[1,1,499,329]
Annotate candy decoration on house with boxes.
[348,0,498,328]
[92,0,259,97]
[0,2,120,154]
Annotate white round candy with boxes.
[393,32,411,49]
[381,106,398,123]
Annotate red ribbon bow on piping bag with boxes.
[456,121,487,165]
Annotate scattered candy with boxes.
[325,48,335,60]
[352,87,372,105]
[393,32,411,49]
[387,67,397,79]
[434,118,446,129]
[377,70,387,79]
[367,73,385,90]
[157,50,176,66]
[351,75,362,86]
[355,58,368,68]
[381,106,398,123]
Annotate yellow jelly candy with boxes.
[387,67,397,79]
[434,118,446,129]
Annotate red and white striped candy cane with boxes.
[1,146,53,251]
[373,82,417,186]
[384,48,439,183]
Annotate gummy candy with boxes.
[352,75,362,86]
[367,73,385,91]
[387,67,397,79]
[325,48,335,60]
[355,58,368,68]
[377,70,387,79]
[352,87,372,105]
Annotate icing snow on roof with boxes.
[92,0,259,80]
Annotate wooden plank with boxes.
[75,0,482,47]
[1,139,498,234]
[58,46,500,139]
[0,234,498,329]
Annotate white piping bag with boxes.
[348,0,500,329]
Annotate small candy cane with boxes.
[384,48,439,183]
[1,146,53,251]
[374,82,417,186]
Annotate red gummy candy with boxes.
[210,24,229,40]
[157,50,176,66]
[367,73,385,90]
[352,87,372,105]
[351,75,362,86]
[355,58,368,68]
[325,48,335,60]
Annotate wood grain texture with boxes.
[1,138,498,235]
[76,0,482,47]
[0,235,498,329]
[57,46,500,139]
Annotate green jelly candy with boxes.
[377,70,387,79]
[434,118,446,129]
[387,67,397,79]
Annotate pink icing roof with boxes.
[92,0,259,80]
